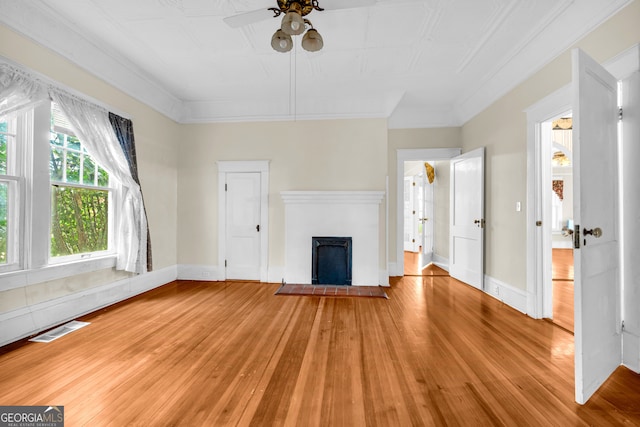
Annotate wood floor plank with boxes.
[1,277,640,426]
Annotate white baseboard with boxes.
[379,270,390,287]
[267,266,285,284]
[483,275,528,314]
[387,262,399,277]
[623,330,640,373]
[432,254,449,272]
[388,256,449,278]
[177,264,222,281]
[552,241,573,249]
[0,265,177,347]
[178,264,286,284]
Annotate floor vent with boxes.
[29,320,90,343]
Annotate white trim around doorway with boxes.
[217,160,270,282]
[525,44,640,319]
[395,148,461,277]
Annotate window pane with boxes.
[98,167,109,187]
[67,135,81,151]
[51,185,109,257]
[83,156,96,185]
[0,122,7,174]
[50,147,64,181]
[50,132,64,147]
[0,182,7,264]
[65,150,81,184]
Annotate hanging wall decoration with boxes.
[424,162,435,184]
[552,179,564,201]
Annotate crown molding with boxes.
[0,0,633,128]
[453,0,634,126]
[180,89,404,123]
[0,0,184,122]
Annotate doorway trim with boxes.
[525,44,640,318]
[217,160,270,282]
[395,148,461,276]
[525,86,571,319]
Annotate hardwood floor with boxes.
[552,248,574,281]
[404,251,449,276]
[552,248,574,332]
[1,277,639,426]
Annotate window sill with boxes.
[0,255,117,292]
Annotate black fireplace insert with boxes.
[312,237,352,286]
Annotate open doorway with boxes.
[403,160,443,276]
[390,148,461,276]
[546,115,575,332]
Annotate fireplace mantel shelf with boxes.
[281,191,385,204]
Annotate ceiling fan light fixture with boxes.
[271,29,293,52]
[301,28,323,52]
[281,3,306,35]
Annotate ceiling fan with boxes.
[224,0,377,52]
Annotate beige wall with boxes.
[461,0,640,290]
[0,24,179,313]
[433,160,450,259]
[0,0,638,317]
[178,119,388,273]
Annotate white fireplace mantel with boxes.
[281,191,385,205]
[281,191,385,286]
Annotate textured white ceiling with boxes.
[0,0,633,127]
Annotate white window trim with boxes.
[0,101,120,287]
[0,114,23,273]
[0,254,117,292]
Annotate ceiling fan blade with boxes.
[319,0,377,11]
[223,8,275,28]
[223,0,377,28]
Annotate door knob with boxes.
[583,227,602,238]
[473,219,485,228]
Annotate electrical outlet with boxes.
[202,271,211,278]
[494,284,500,296]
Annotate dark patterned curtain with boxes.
[109,112,153,272]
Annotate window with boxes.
[49,102,112,259]
[0,117,21,272]
[0,101,116,275]
[0,62,148,278]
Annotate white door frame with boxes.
[525,86,571,318]
[395,148,461,276]
[217,160,269,282]
[525,44,640,318]
[421,173,435,268]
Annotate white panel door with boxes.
[226,172,261,280]
[449,148,485,290]
[403,177,417,251]
[572,48,621,404]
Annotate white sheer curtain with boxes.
[50,89,147,273]
[0,60,148,273]
[0,63,47,118]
